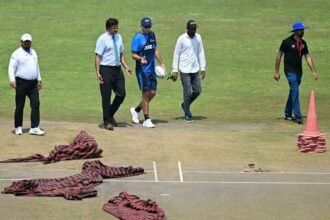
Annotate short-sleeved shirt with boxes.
[279,35,309,74]
[131,31,157,75]
[95,32,124,66]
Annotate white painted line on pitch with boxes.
[0,168,154,173]
[0,178,33,181]
[178,161,183,182]
[160,194,171,196]
[0,168,80,172]
[153,161,158,182]
[1,178,330,185]
[183,170,330,175]
[1,167,330,176]
[101,179,330,185]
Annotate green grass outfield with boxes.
[1,2,330,219]
[0,0,329,127]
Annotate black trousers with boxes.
[99,66,126,125]
[15,77,40,128]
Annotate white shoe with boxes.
[15,127,22,135]
[130,107,140,124]
[143,119,155,128]
[29,127,45,136]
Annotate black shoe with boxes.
[284,116,293,121]
[184,114,193,123]
[105,123,114,130]
[296,118,303,124]
[110,117,118,127]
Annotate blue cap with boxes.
[141,17,152,26]
[290,21,309,32]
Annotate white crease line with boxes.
[178,161,183,182]
[1,166,330,176]
[183,171,330,175]
[1,178,330,185]
[1,168,330,176]
[0,169,154,173]
[153,161,158,182]
[0,169,82,172]
[160,194,171,196]
[97,179,330,185]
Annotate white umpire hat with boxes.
[21,33,32,42]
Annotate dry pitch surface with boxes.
[1,119,330,220]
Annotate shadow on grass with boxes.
[174,115,207,121]
[98,122,134,129]
[152,119,169,124]
[276,116,307,125]
[276,116,306,120]
[98,119,168,128]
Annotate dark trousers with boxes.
[15,77,40,128]
[99,66,126,125]
[180,72,201,116]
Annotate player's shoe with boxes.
[143,119,155,128]
[15,127,22,135]
[29,127,45,136]
[130,107,140,124]
[184,114,193,123]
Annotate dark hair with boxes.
[105,18,119,29]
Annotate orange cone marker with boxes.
[297,90,326,153]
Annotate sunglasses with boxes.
[143,26,151,29]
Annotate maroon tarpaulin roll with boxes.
[103,192,167,220]
[2,160,144,200]
[0,131,103,164]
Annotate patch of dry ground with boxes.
[1,119,330,219]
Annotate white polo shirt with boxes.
[8,47,41,82]
[95,32,124,66]
[172,32,206,73]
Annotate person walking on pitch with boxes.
[130,17,166,128]
[274,21,318,124]
[171,20,206,122]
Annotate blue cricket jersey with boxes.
[131,31,157,75]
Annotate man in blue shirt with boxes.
[130,17,165,128]
[95,18,132,130]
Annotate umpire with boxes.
[8,33,45,136]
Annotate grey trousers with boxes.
[180,72,201,116]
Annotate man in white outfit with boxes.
[171,20,206,122]
[8,33,45,135]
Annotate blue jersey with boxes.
[131,31,157,75]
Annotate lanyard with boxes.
[296,40,303,56]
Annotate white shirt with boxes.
[95,32,124,66]
[172,32,206,73]
[8,47,41,82]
